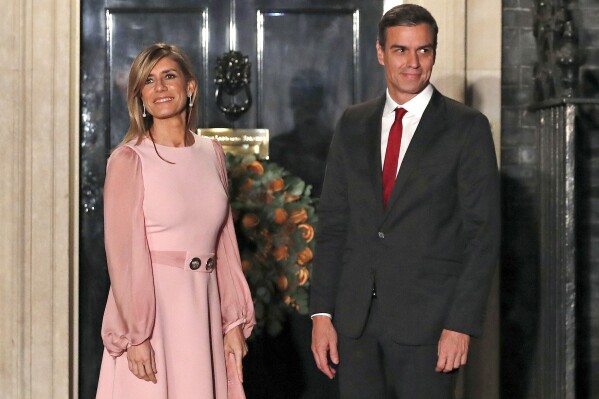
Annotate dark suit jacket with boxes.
[310,88,500,345]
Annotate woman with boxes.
[96,43,255,398]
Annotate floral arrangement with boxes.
[226,154,317,336]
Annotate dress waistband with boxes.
[150,250,216,273]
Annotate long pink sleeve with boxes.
[212,141,256,338]
[101,145,155,357]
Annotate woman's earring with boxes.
[188,93,193,108]
[142,103,147,118]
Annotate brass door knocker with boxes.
[215,50,252,120]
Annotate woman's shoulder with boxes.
[196,136,228,184]
[195,134,221,149]
[195,135,225,161]
[108,143,142,168]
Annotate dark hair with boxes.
[378,4,438,50]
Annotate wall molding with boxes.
[0,0,79,397]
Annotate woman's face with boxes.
[140,56,195,121]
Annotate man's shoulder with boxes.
[337,95,385,127]
[344,95,385,115]
[434,90,488,122]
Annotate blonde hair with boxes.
[121,43,199,145]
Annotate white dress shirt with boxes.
[311,84,434,321]
[380,84,434,174]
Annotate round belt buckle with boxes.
[205,257,215,272]
[190,257,201,270]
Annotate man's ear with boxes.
[376,40,385,66]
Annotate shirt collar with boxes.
[383,84,434,118]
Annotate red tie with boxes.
[382,107,408,207]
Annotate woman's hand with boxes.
[126,339,157,383]
[224,325,248,382]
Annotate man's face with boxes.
[376,24,435,104]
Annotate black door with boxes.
[80,0,383,397]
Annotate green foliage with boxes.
[226,154,318,336]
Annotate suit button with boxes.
[206,257,215,271]
[378,232,385,239]
[190,257,201,270]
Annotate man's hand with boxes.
[436,329,470,373]
[311,316,339,379]
[224,325,249,383]
[126,339,157,383]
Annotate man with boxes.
[310,4,500,398]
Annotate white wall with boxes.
[0,0,79,397]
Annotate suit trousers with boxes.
[337,298,456,399]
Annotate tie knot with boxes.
[395,107,408,121]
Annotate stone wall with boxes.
[501,1,539,397]
[576,1,599,394]
[501,0,599,397]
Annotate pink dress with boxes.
[96,136,255,398]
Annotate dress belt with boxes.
[150,250,216,273]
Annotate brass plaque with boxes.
[198,128,269,159]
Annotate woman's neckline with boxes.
[145,131,197,149]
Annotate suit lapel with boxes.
[365,95,386,220]
[383,90,446,216]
